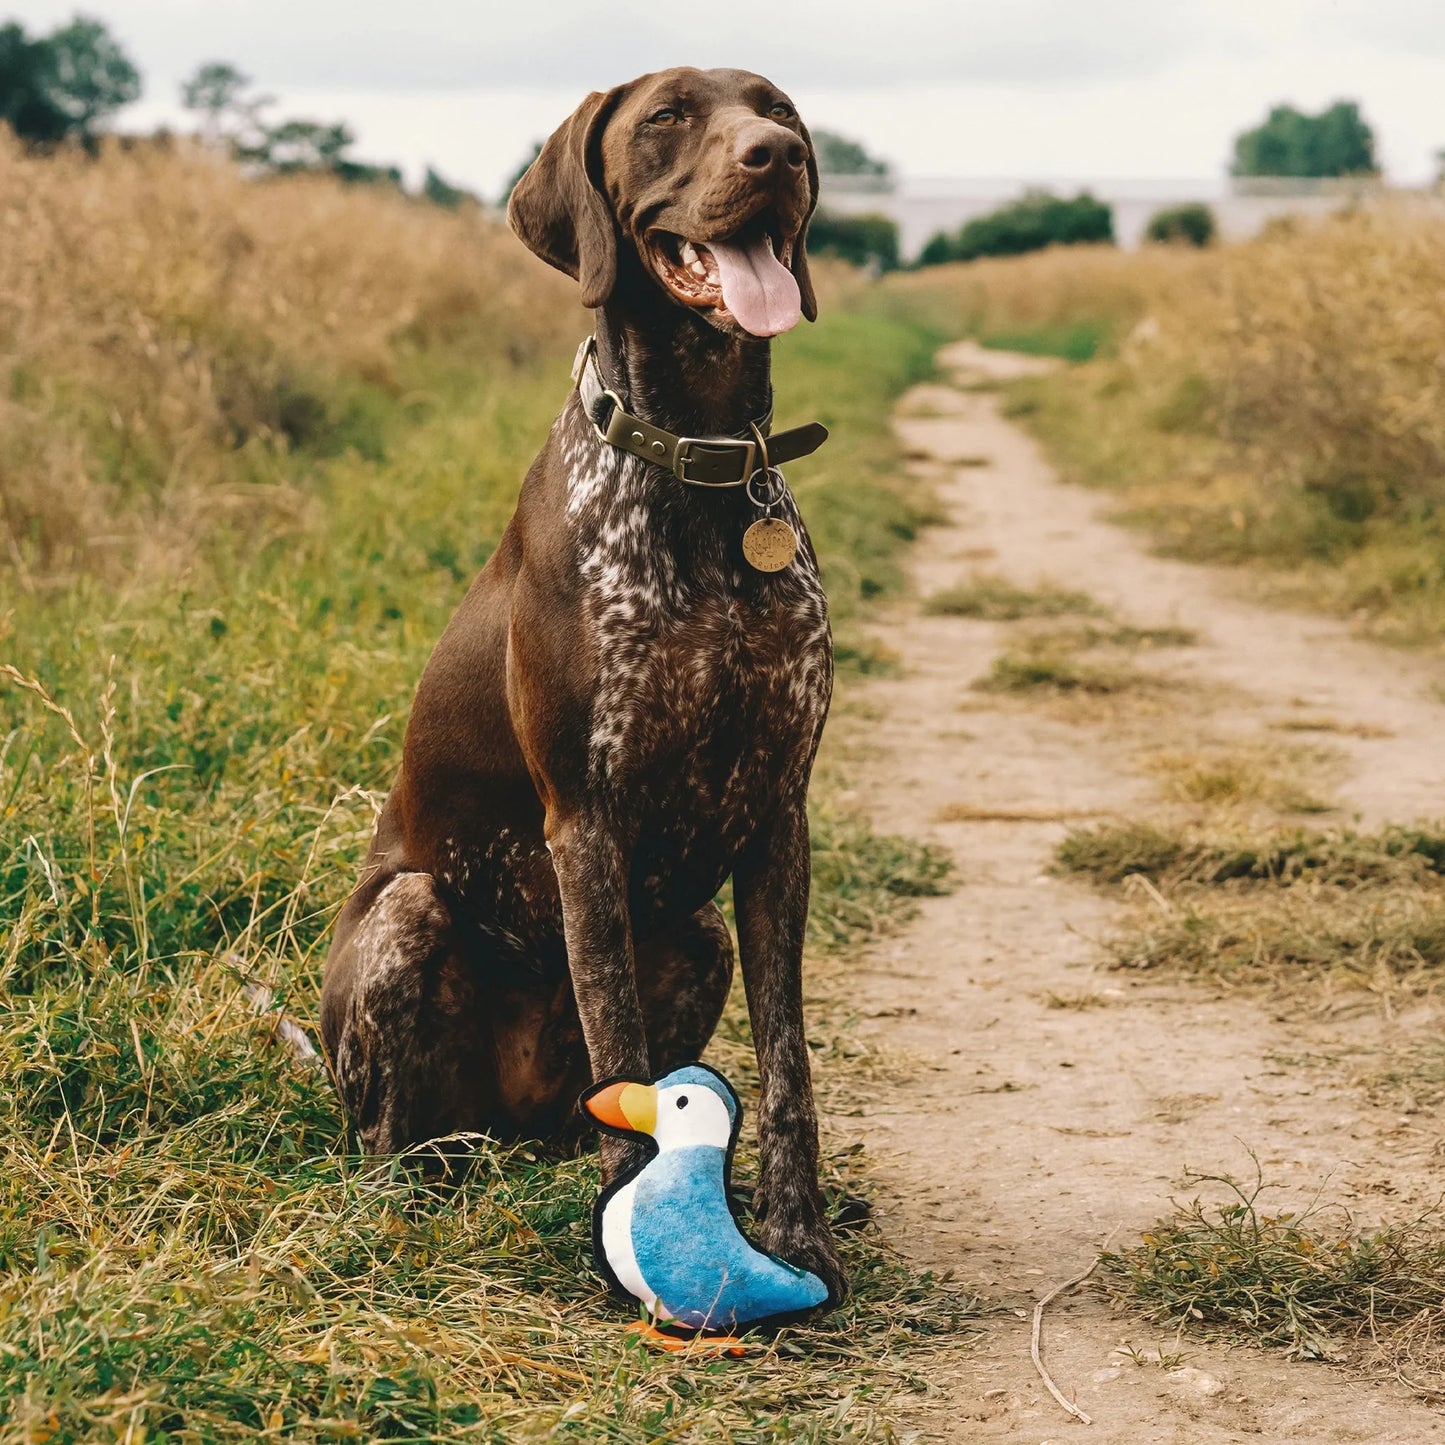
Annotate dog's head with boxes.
[507,67,819,338]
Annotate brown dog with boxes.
[319,67,842,1297]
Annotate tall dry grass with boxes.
[887,241,1205,351]
[0,132,577,578]
[1137,208,1445,522]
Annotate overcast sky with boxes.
[9,1,1444,193]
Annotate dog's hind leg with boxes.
[637,901,735,1072]
[321,872,492,1156]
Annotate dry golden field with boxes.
[0,131,578,577]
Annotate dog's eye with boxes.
[676,1094,689,1109]
[768,103,794,122]
[649,108,681,127]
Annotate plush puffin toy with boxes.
[580,1064,833,1335]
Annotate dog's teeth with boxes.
[764,234,775,255]
[680,241,699,265]
[689,260,707,277]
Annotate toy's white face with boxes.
[650,1083,733,1152]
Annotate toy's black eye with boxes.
[768,103,794,122]
[676,1095,689,1109]
[650,108,681,127]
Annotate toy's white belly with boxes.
[601,1179,669,1320]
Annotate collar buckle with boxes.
[673,435,757,488]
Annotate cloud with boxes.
[9,0,1216,93]
[13,0,1443,189]
[1321,0,1445,56]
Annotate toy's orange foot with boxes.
[624,1320,749,1358]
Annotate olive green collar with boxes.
[571,336,828,489]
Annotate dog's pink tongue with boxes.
[704,235,801,337]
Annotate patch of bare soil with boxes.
[839,342,1445,1442]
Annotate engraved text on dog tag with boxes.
[742,517,798,572]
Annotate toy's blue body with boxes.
[627,1143,829,1329]
[582,1064,831,1333]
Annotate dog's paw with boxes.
[759,1216,849,1307]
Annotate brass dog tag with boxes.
[742,517,798,572]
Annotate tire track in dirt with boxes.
[839,342,1445,1443]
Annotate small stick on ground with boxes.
[1031,1226,1121,1426]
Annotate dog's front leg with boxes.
[548,813,650,1179]
[734,798,846,1302]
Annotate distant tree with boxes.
[181,60,247,119]
[0,22,68,143]
[180,61,400,186]
[422,165,478,209]
[811,128,891,178]
[333,156,402,188]
[0,15,138,147]
[1144,203,1216,247]
[805,209,899,271]
[500,141,542,205]
[247,119,354,174]
[917,190,1114,267]
[46,17,140,136]
[1231,100,1378,179]
[180,61,271,151]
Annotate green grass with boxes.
[0,294,967,1441]
[776,306,942,635]
[979,320,1111,363]
[1105,1165,1445,1378]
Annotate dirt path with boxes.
[841,342,1445,1443]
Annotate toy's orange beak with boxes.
[584,1080,658,1135]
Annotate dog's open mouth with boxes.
[647,214,800,338]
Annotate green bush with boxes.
[1232,99,1377,179]
[806,208,900,272]
[1145,203,1216,247]
[917,190,1114,267]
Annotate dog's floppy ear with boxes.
[790,118,821,323]
[507,87,626,309]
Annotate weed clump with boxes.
[975,647,1142,695]
[924,575,1103,620]
[972,627,1168,698]
[1058,819,1445,890]
[1057,820,1445,991]
[1106,1166,1445,1383]
[1145,742,1336,815]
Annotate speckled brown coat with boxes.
[320,66,844,1297]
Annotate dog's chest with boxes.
[566,439,832,807]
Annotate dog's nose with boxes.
[735,124,807,178]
